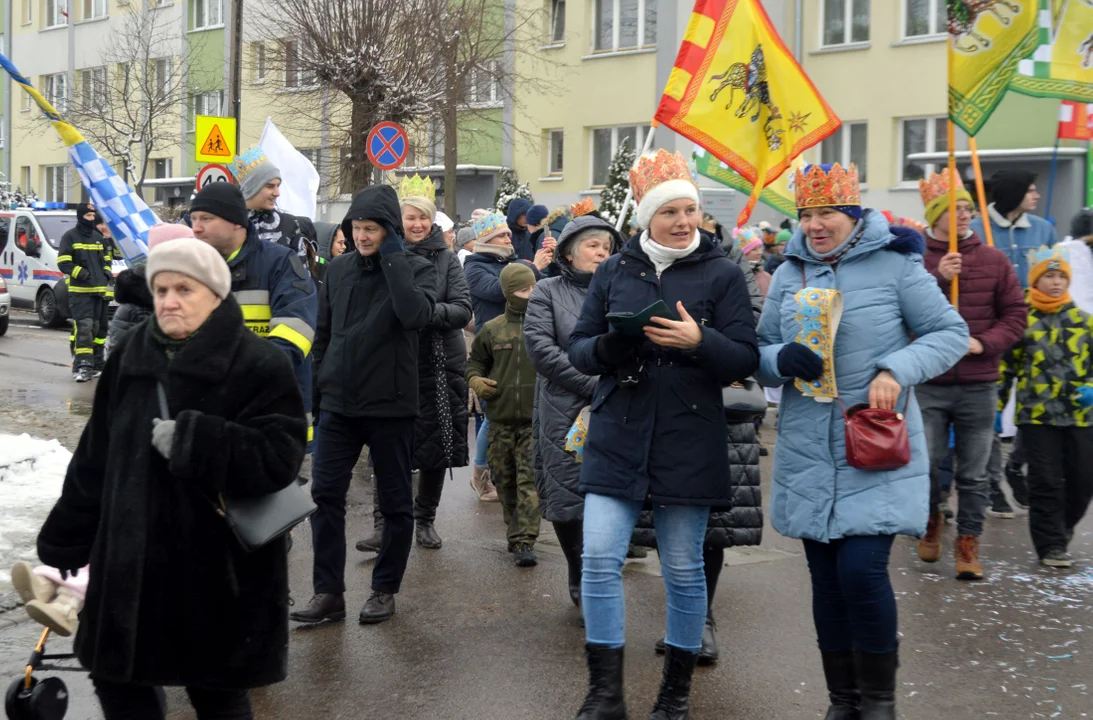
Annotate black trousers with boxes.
[310,411,415,595]
[69,293,108,369]
[1022,424,1093,557]
[93,679,251,720]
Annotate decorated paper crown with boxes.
[231,146,271,182]
[1028,245,1070,272]
[570,198,597,218]
[919,169,974,226]
[794,163,861,210]
[398,174,436,203]
[629,149,695,205]
[473,211,509,242]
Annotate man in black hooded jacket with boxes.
[292,185,438,626]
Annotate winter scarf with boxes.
[806,218,867,265]
[1029,288,1072,314]
[473,242,515,259]
[640,229,700,277]
[150,318,195,360]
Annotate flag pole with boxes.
[968,137,993,247]
[614,121,659,233]
[1045,134,1061,224]
[947,40,959,309]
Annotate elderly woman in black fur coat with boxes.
[38,237,307,720]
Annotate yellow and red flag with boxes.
[655,0,839,226]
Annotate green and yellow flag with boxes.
[693,149,800,219]
[949,0,1040,135]
[1011,0,1093,102]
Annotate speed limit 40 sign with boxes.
[196,163,235,191]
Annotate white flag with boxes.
[259,117,320,220]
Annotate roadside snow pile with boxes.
[0,433,71,587]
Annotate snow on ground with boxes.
[0,433,71,588]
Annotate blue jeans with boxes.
[803,535,898,655]
[474,414,491,468]
[582,493,709,651]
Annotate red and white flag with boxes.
[1058,101,1093,141]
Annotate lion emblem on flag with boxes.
[708,44,785,151]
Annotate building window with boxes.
[594,0,656,52]
[153,158,173,204]
[903,0,946,38]
[550,0,565,43]
[591,125,646,186]
[821,0,870,47]
[152,58,171,100]
[21,167,32,193]
[253,42,266,82]
[0,117,5,149]
[83,0,107,21]
[22,0,32,24]
[820,122,868,184]
[45,0,68,28]
[548,130,564,175]
[193,0,222,29]
[299,148,321,173]
[191,91,224,129]
[284,40,316,89]
[900,116,954,183]
[44,165,69,203]
[465,59,501,107]
[45,72,69,114]
[80,66,107,111]
[148,0,172,8]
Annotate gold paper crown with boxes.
[919,168,965,208]
[1028,245,1070,271]
[232,146,270,182]
[397,174,436,203]
[629,150,694,205]
[570,198,596,218]
[794,163,861,210]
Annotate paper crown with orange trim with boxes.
[1028,245,1071,286]
[397,174,436,203]
[570,198,597,218]
[629,149,700,228]
[794,163,861,212]
[919,169,974,227]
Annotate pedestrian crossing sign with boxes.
[195,115,237,163]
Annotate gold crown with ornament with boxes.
[397,174,436,203]
[629,149,695,205]
[794,163,861,210]
[570,198,597,218]
[919,168,974,226]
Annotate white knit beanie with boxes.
[634,179,701,229]
[146,237,232,299]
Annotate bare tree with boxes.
[61,5,209,193]
[254,0,444,192]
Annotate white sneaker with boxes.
[11,562,55,604]
[25,588,81,637]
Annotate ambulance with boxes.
[0,202,125,328]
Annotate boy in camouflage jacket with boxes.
[999,246,1093,568]
[467,264,541,567]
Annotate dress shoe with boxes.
[359,591,396,624]
[289,593,345,624]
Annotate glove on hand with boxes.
[594,331,643,367]
[994,411,1004,434]
[777,342,824,382]
[1076,385,1093,409]
[379,232,405,258]
[152,418,176,460]
[469,376,498,399]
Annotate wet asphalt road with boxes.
[1,311,1092,719]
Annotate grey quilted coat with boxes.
[524,216,624,523]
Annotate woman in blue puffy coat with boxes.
[567,150,759,719]
[757,164,967,720]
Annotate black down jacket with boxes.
[407,225,472,469]
[632,412,763,549]
[525,216,624,523]
[37,296,307,688]
[106,268,154,352]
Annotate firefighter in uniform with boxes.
[189,183,318,438]
[58,203,111,382]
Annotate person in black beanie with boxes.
[292,185,438,626]
[972,169,1058,289]
[58,202,112,382]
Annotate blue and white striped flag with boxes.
[0,51,156,268]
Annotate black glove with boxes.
[595,331,642,367]
[60,568,80,580]
[777,342,824,381]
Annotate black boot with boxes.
[697,614,719,666]
[854,650,897,720]
[554,519,584,607]
[820,650,861,719]
[289,593,346,624]
[577,644,627,719]
[413,469,445,549]
[356,487,385,552]
[649,645,698,719]
[416,521,442,549]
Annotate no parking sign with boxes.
[366,122,409,171]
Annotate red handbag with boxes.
[839,396,911,471]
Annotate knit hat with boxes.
[231,146,281,201]
[740,237,763,256]
[190,183,249,227]
[1028,246,1071,288]
[435,211,455,233]
[76,202,97,220]
[147,223,196,249]
[500,263,536,300]
[990,170,1037,217]
[1071,209,1093,240]
[774,228,792,245]
[473,212,511,244]
[526,204,550,226]
[455,226,476,249]
[146,237,232,299]
[920,168,975,228]
[630,150,701,229]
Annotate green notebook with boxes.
[606,300,680,337]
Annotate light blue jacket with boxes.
[757,210,968,542]
[970,205,1057,289]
